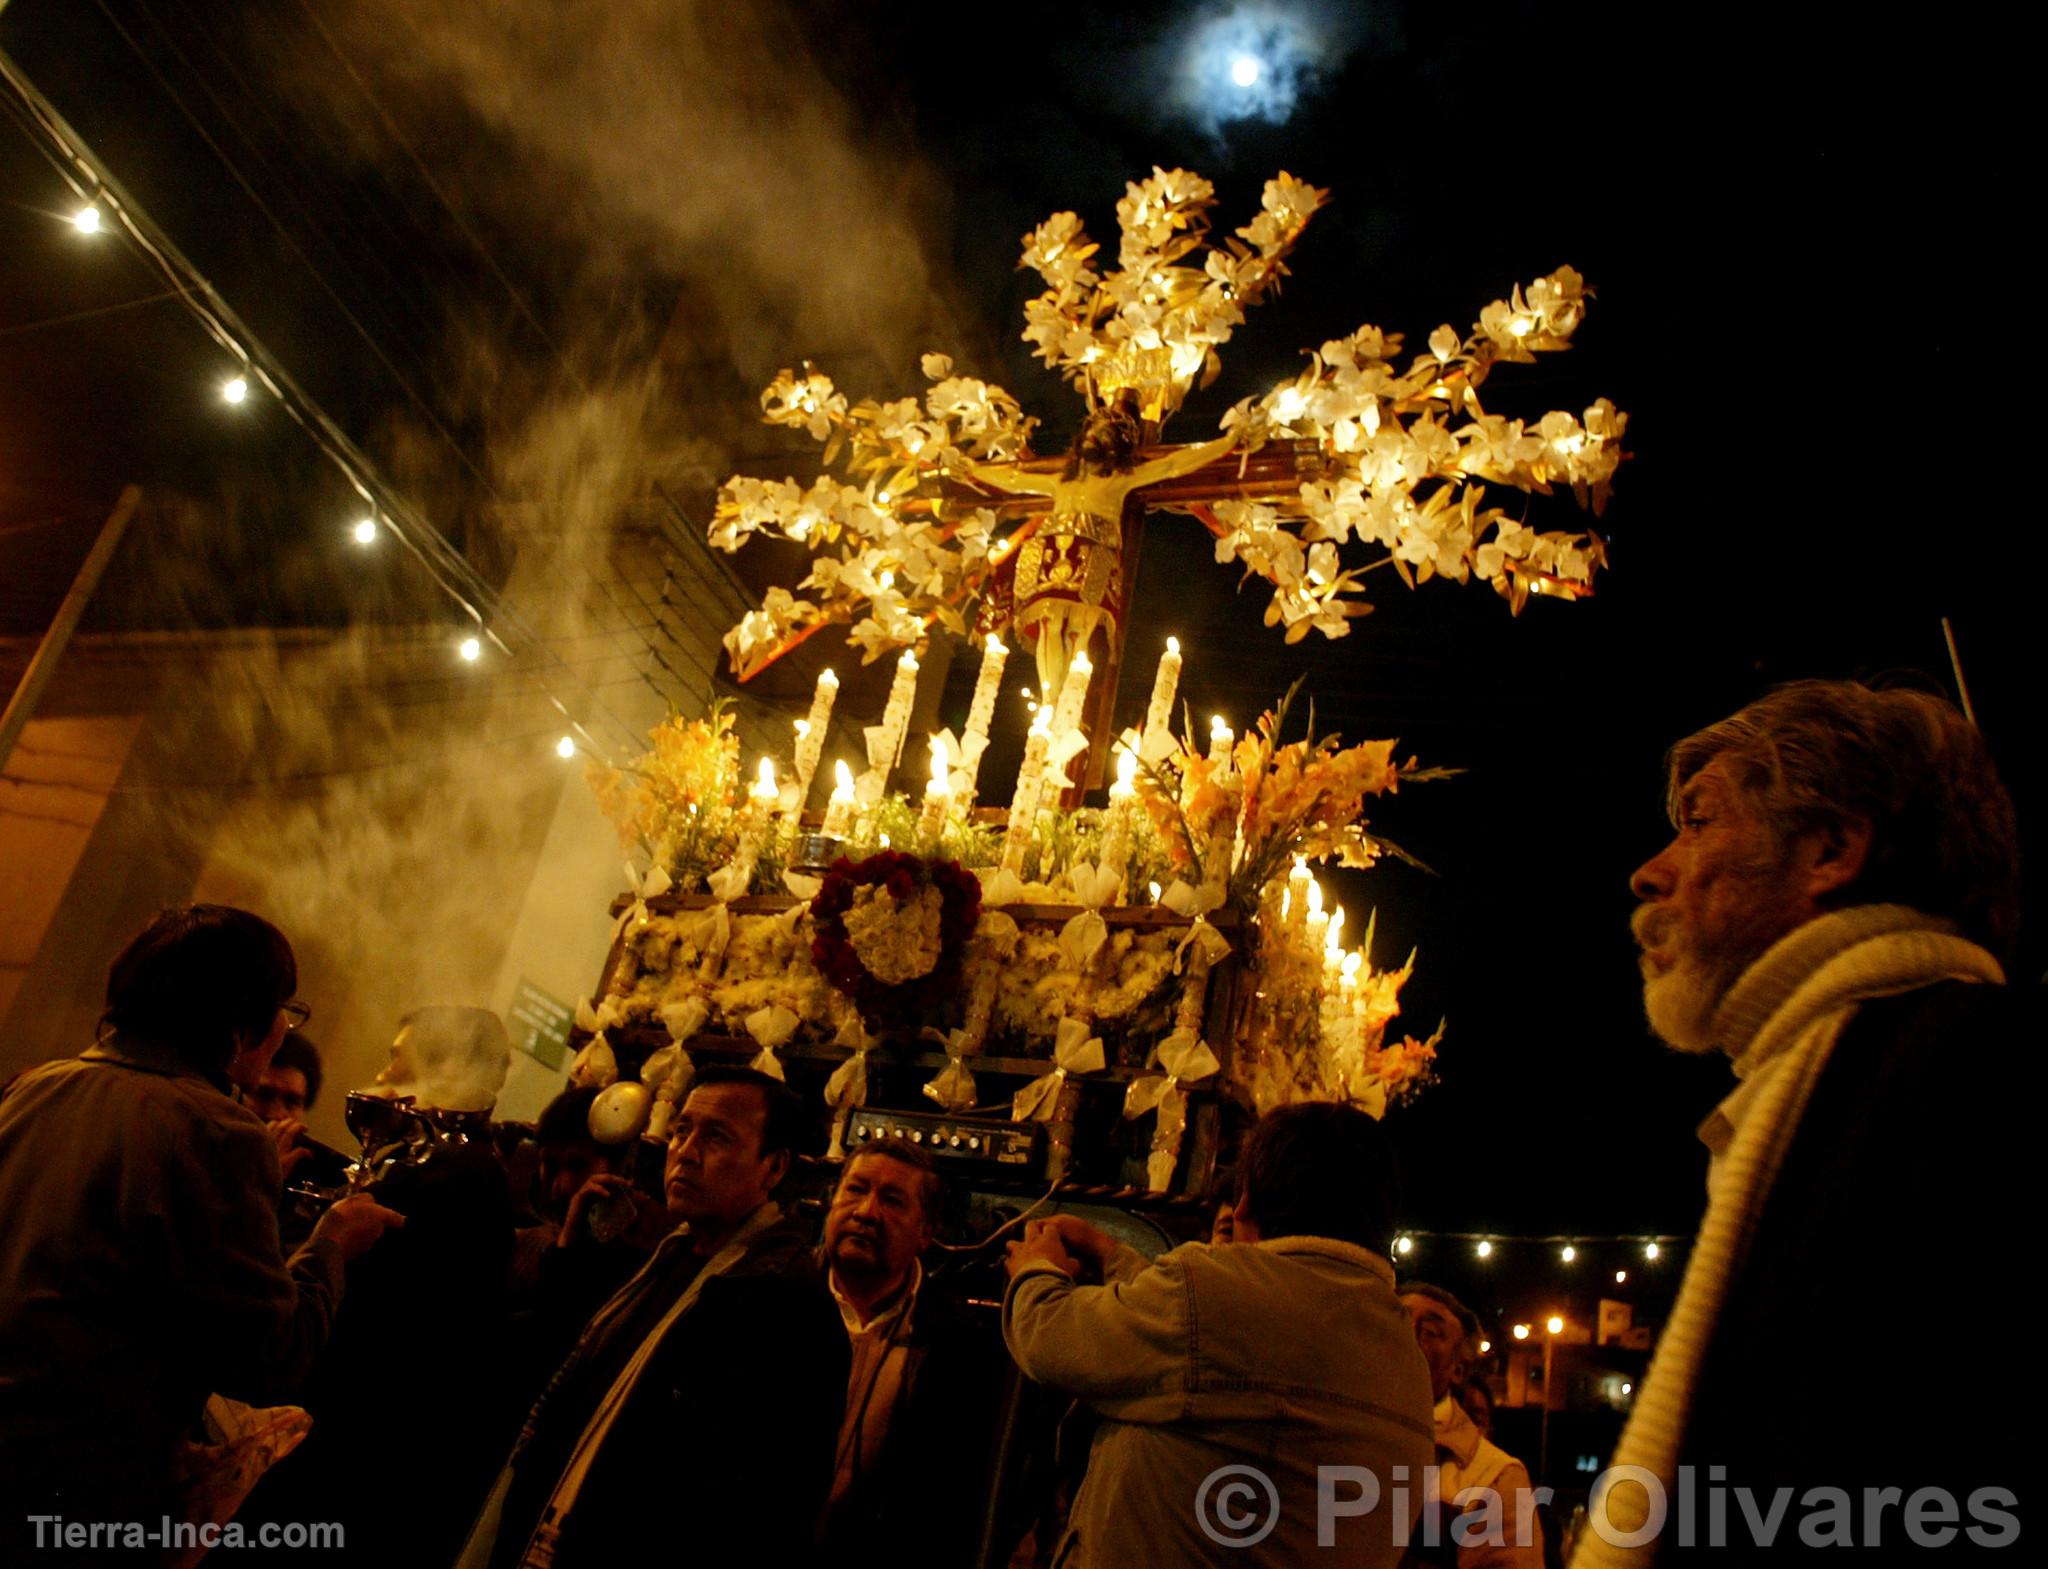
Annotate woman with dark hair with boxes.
[0,905,402,1546]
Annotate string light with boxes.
[1,53,638,763]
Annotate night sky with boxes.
[2,0,2032,1329]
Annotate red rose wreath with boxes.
[809,851,982,1030]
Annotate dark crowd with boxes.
[1,679,2034,1567]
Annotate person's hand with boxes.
[266,1118,310,1184]
[1004,1219,1081,1281]
[1032,1214,1118,1272]
[311,1193,406,1264]
[560,1172,637,1245]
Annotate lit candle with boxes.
[1140,636,1182,758]
[1049,650,1094,741]
[858,648,920,805]
[1001,709,1054,875]
[1325,904,1347,977]
[1096,748,1138,901]
[958,634,1009,804]
[1284,857,1314,944]
[1208,714,1234,768]
[821,759,857,840]
[1304,877,1329,954]
[918,734,952,843]
[792,667,838,809]
[720,756,781,897]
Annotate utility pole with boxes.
[0,486,141,777]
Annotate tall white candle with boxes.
[1097,748,1138,900]
[858,649,920,805]
[821,759,857,840]
[1001,710,1054,875]
[918,735,952,844]
[1050,650,1094,741]
[959,634,1009,803]
[1140,636,1183,757]
[793,667,838,809]
[1208,714,1234,768]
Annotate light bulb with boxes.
[352,518,378,545]
[1546,1315,1565,1335]
[1394,1235,1413,1256]
[1475,1239,1493,1259]
[1512,1323,1530,1341]
[72,206,101,234]
[221,376,249,404]
[555,736,576,759]
[458,637,481,663]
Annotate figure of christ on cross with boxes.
[956,399,1332,795]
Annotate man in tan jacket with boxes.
[1004,1101,1434,1567]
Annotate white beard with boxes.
[1641,958,1727,1055]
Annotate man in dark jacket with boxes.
[468,1067,847,1569]
[816,1137,1010,1566]
[1578,681,2032,1565]
[0,906,401,1553]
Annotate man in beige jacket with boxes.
[1004,1102,1434,1567]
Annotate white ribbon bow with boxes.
[1064,860,1121,909]
[568,1032,618,1090]
[1161,879,1225,918]
[1122,1028,1222,1120]
[657,995,710,1044]
[1058,909,1109,971]
[613,860,675,938]
[922,1056,978,1112]
[1174,917,1233,972]
[1044,727,1092,790]
[978,867,1027,908]
[1012,1016,1105,1123]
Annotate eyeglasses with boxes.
[282,1000,312,1031]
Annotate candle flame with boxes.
[1112,749,1138,796]
[1327,905,1346,953]
[900,649,918,672]
[1210,715,1230,738]
[1166,636,1181,656]
[928,735,950,792]
[831,759,855,799]
[753,756,779,799]
[1342,951,1363,979]
[794,719,811,738]
[1306,879,1324,919]
[985,634,1005,655]
[821,667,839,687]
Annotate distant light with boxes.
[1546,1315,1565,1335]
[1475,1240,1493,1260]
[555,736,576,759]
[1230,52,1262,87]
[1614,1269,1628,1285]
[1394,1235,1413,1256]
[221,376,249,404]
[72,206,102,234]
[1621,1382,1633,1395]
[1644,1242,1661,1261]
[458,637,481,663]
[1479,1339,1491,1354]
[1147,880,1162,902]
[1560,1245,1577,1263]
[351,518,378,545]
[1511,1323,1530,1341]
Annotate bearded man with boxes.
[1575,681,2032,1565]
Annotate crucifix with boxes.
[705,167,1622,801]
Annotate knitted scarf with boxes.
[1570,905,2002,1568]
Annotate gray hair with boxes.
[1667,680,2019,957]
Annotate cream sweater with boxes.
[1570,905,2003,1568]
